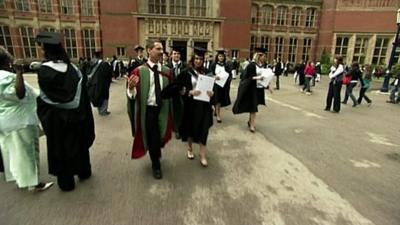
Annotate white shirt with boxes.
[329,64,344,79]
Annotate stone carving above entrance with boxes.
[147,18,213,38]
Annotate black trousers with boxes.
[275,75,280,89]
[57,149,91,191]
[358,88,371,104]
[146,106,161,170]
[326,80,342,112]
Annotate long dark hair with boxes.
[43,43,70,64]
[188,53,205,74]
[215,52,226,64]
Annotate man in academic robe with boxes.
[204,54,213,71]
[167,46,187,139]
[87,51,113,116]
[127,39,173,179]
[128,45,146,75]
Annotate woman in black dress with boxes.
[176,48,214,167]
[210,49,232,123]
[232,48,267,132]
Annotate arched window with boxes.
[0,25,14,55]
[291,7,302,26]
[251,5,258,24]
[276,6,287,25]
[262,5,273,25]
[305,8,316,27]
[82,28,96,58]
[19,26,37,58]
[63,27,78,58]
[260,36,269,55]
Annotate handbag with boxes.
[342,73,352,85]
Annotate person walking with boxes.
[274,58,283,90]
[127,39,173,179]
[357,65,372,106]
[175,47,214,167]
[36,31,95,191]
[233,48,267,133]
[87,51,113,116]
[342,62,362,107]
[302,61,315,94]
[0,46,53,192]
[325,56,344,113]
[210,49,232,123]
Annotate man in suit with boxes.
[127,39,173,179]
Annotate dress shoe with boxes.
[31,182,54,192]
[152,169,163,179]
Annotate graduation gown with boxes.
[87,60,112,107]
[37,62,95,176]
[232,62,264,114]
[130,64,173,159]
[211,62,232,107]
[167,61,187,132]
[0,149,3,172]
[176,68,213,145]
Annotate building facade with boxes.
[0,0,399,66]
[0,0,101,63]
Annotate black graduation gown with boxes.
[211,62,232,107]
[176,68,213,145]
[232,62,264,114]
[128,57,146,75]
[37,63,95,176]
[87,60,112,107]
[297,63,306,86]
[167,61,187,132]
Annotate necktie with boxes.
[153,65,162,106]
[174,63,179,78]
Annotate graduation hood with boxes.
[42,61,68,73]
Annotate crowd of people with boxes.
[1,31,399,192]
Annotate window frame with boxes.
[15,0,30,11]
[288,37,298,63]
[61,0,74,15]
[82,28,96,58]
[276,6,287,26]
[291,7,301,27]
[64,27,78,59]
[275,36,284,59]
[19,26,37,59]
[0,25,14,55]
[302,38,312,62]
[372,37,389,65]
[39,0,52,13]
[305,8,316,28]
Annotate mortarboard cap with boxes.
[134,45,144,51]
[216,48,226,54]
[36,31,63,45]
[193,46,208,57]
[171,45,184,53]
[254,47,267,53]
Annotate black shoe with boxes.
[152,169,163,179]
[78,171,92,181]
[324,108,330,111]
[341,101,347,105]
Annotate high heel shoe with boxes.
[200,157,208,167]
[187,148,195,160]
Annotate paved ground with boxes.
[0,74,399,225]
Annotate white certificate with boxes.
[215,69,229,88]
[193,75,215,102]
[257,68,274,88]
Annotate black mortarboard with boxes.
[216,48,226,54]
[36,31,63,45]
[193,46,208,57]
[171,45,184,53]
[134,45,144,51]
[254,47,267,53]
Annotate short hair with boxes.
[335,56,343,64]
[146,39,162,50]
[0,46,14,67]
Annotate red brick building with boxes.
[0,0,399,66]
[0,0,101,63]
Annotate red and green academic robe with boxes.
[130,65,173,159]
